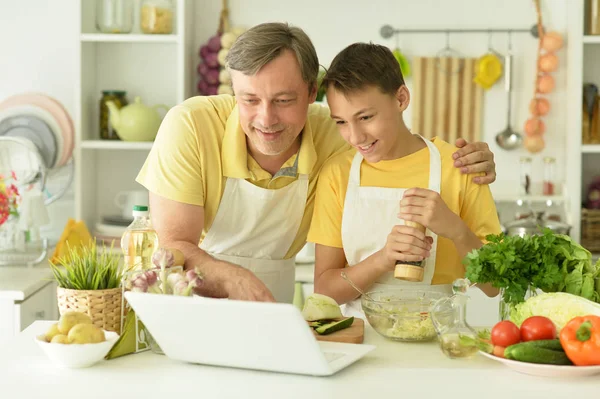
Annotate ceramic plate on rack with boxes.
[0,93,73,167]
[0,114,57,169]
[0,104,64,168]
[479,351,600,377]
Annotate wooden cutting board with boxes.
[309,318,364,344]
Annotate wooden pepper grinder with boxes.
[394,221,426,282]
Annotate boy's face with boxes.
[231,50,317,157]
[327,85,409,163]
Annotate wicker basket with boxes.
[582,208,600,253]
[57,287,123,334]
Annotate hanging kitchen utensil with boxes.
[412,55,483,143]
[392,33,411,78]
[436,31,463,74]
[474,31,503,90]
[495,33,523,150]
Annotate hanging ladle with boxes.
[495,32,523,150]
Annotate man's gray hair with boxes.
[225,22,319,91]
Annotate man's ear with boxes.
[308,83,318,103]
[395,85,410,112]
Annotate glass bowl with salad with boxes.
[361,289,450,342]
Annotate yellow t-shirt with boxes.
[307,137,502,284]
[135,95,350,259]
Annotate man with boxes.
[136,22,497,303]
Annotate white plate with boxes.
[479,351,600,377]
[0,105,64,169]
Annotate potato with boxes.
[51,334,70,344]
[58,311,93,334]
[45,323,61,342]
[166,248,185,266]
[67,323,105,344]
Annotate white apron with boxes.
[199,156,308,303]
[340,136,452,318]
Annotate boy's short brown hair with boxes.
[321,42,405,95]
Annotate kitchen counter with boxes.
[0,261,53,300]
[1,321,598,398]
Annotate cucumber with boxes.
[517,339,563,351]
[315,317,354,335]
[505,341,572,365]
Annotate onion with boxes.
[217,48,229,66]
[218,84,233,95]
[529,98,550,116]
[207,34,222,52]
[199,45,210,60]
[524,135,545,153]
[219,69,231,84]
[542,32,564,52]
[203,68,220,85]
[524,118,546,136]
[538,53,558,73]
[220,32,237,49]
[204,52,219,68]
[537,75,555,94]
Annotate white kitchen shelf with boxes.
[80,140,154,150]
[582,144,600,153]
[75,0,194,229]
[583,35,600,44]
[80,33,180,43]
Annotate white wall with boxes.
[0,0,78,241]
[0,0,571,240]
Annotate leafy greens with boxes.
[464,228,600,306]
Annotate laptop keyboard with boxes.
[323,351,345,363]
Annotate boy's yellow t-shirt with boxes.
[307,137,502,284]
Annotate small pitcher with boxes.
[430,278,479,359]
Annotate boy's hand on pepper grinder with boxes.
[377,225,432,272]
[398,188,466,241]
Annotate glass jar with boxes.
[543,157,556,196]
[140,0,174,34]
[589,0,600,35]
[519,157,532,196]
[100,90,127,140]
[95,0,134,34]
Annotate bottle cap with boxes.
[132,205,149,217]
[394,264,424,282]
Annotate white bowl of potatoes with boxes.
[35,311,119,368]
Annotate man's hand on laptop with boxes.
[222,267,276,302]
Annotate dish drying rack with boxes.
[0,136,73,266]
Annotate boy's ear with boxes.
[395,85,410,112]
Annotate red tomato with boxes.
[491,320,521,347]
[520,316,557,341]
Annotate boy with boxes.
[307,43,501,316]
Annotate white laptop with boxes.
[124,291,375,376]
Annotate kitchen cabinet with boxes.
[0,263,58,344]
[74,0,195,232]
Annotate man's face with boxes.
[231,50,316,157]
[327,85,408,163]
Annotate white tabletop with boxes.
[0,262,53,300]
[1,321,598,399]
